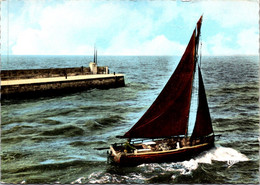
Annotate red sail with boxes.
[123,30,196,138]
[191,66,213,138]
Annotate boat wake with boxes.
[194,145,249,167]
[81,146,248,184]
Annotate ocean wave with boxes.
[84,120,104,130]
[96,115,124,126]
[87,171,149,184]
[1,151,32,163]
[69,140,106,147]
[40,125,85,136]
[213,116,258,133]
[1,136,31,144]
[84,115,125,131]
[5,159,95,177]
[39,119,63,125]
[211,81,258,96]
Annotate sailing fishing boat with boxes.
[108,16,215,166]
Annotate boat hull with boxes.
[108,141,214,166]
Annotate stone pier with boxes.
[1,67,125,99]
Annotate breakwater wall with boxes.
[1,66,107,80]
[1,67,125,99]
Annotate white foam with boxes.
[139,146,249,175]
[195,146,249,167]
[88,172,123,184]
[71,177,86,184]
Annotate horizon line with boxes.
[1,54,259,57]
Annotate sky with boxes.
[1,0,259,56]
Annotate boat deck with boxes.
[111,135,215,155]
[127,143,209,155]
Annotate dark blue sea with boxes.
[1,55,259,184]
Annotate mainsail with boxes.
[123,16,212,139]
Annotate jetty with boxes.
[1,63,125,99]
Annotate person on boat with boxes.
[124,139,136,153]
[176,142,180,149]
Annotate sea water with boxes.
[1,55,259,184]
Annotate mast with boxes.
[96,49,98,65]
[93,46,96,63]
[199,42,202,66]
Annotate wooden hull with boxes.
[108,140,214,166]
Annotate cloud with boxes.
[207,27,259,56]
[10,1,115,55]
[5,0,259,56]
[141,35,186,56]
[10,1,153,55]
[12,28,42,55]
[104,35,186,56]
[236,28,259,55]
[11,1,182,55]
[201,1,258,28]
[207,33,237,55]
[201,0,259,56]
